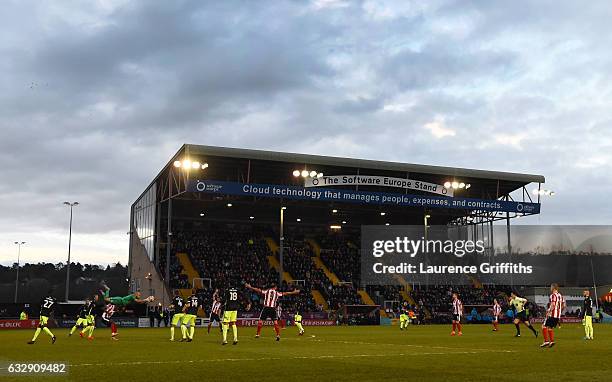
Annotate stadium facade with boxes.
[128,145,545,305]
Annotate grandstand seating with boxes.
[167,225,377,314]
[162,223,570,321]
[319,233,360,285]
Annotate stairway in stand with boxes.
[176,252,200,298]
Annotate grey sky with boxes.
[1,0,611,266]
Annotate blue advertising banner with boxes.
[188,180,540,214]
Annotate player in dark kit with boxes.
[221,285,247,345]
[69,298,91,337]
[181,291,200,342]
[28,295,57,344]
[169,291,185,341]
[82,297,97,340]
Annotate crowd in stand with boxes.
[277,236,327,311]
[279,232,363,310]
[315,232,364,307]
[410,284,553,322]
[158,252,189,289]
[326,284,362,309]
[366,285,402,305]
[174,228,277,292]
[319,233,360,285]
[166,225,370,314]
[172,227,321,313]
[159,224,601,321]
[411,285,507,317]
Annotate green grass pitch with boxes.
[1,324,610,381]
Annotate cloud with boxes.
[1,1,612,265]
[493,133,527,150]
[383,104,406,112]
[312,0,351,10]
[423,117,455,139]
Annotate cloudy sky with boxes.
[1,0,611,266]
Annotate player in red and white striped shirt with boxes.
[492,298,502,332]
[557,294,566,328]
[451,293,463,336]
[207,290,222,334]
[541,283,563,348]
[245,283,299,341]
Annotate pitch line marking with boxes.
[38,349,513,369]
[0,350,514,370]
[291,337,516,353]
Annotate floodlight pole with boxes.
[279,205,285,286]
[165,170,173,285]
[506,211,512,287]
[64,202,78,301]
[163,160,206,289]
[489,220,494,255]
[14,241,25,303]
[590,258,600,312]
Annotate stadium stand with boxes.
[168,224,386,314]
[165,225,551,320]
[155,223,611,325]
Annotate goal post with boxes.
[192,278,211,290]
